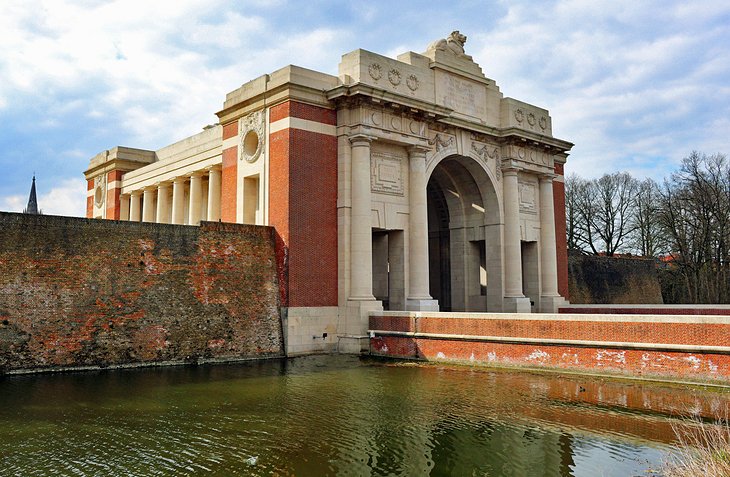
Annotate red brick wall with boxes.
[222,121,237,140]
[370,313,730,382]
[268,101,338,307]
[553,165,569,299]
[105,170,123,220]
[270,101,336,125]
[0,212,284,374]
[221,146,237,222]
[86,179,94,218]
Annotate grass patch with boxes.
[664,414,730,476]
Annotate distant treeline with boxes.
[566,151,730,304]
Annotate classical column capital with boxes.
[348,134,376,146]
[539,172,557,183]
[188,171,204,178]
[205,165,222,173]
[501,160,522,176]
[407,144,430,156]
[130,190,142,198]
[172,176,187,185]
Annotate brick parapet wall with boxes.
[370,312,730,383]
[0,212,284,374]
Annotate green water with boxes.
[0,355,723,476]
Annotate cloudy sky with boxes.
[1,0,728,217]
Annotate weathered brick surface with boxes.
[0,212,284,374]
[370,313,730,382]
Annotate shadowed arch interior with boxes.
[427,155,503,312]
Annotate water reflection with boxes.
[1,356,727,476]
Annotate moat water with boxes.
[1,355,728,476]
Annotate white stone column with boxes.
[156,182,171,224]
[120,194,130,221]
[171,177,186,225]
[539,173,566,312]
[406,145,439,311]
[349,135,376,300]
[129,192,141,222]
[142,188,156,223]
[188,172,203,226]
[502,163,531,312]
[207,167,222,222]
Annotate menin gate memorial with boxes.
[84,32,573,354]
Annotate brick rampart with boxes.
[370,312,730,383]
[0,212,284,374]
[568,252,662,304]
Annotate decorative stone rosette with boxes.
[239,110,265,163]
[94,175,106,208]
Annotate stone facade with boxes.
[84,32,573,355]
[0,212,283,374]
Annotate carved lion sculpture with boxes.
[428,31,468,56]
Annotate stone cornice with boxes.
[327,84,453,119]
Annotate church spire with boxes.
[23,175,39,214]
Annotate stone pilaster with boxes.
[142,188,156,223]
[129,192,141,222]
[171,177,186,225]
[207,167,222,222]
[188,173,203,226]
[156,182,171,224]
[342,134,382,351]
[406,145,439,311]
[501,162,531,312]
[120,194,130,221]
[348,135,376,301]
[539,173,567,312]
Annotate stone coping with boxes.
[370,311,730,324]
[562,304,730,309]
[367,330,730,355]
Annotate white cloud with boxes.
[0,178,86,217]
[0,194,24,213]
[468,0,730,179]
[39,178,87,217]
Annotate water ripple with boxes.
[1,356,719,476]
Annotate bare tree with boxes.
[630,178,665,257]
[658,152,730,303]
[591,172,639,256]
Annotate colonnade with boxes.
[348,136,561,312]
[125,167,222,225]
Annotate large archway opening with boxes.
[426,155,503,312]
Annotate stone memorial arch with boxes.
[85,31,572,354]
[330,31,572,332]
